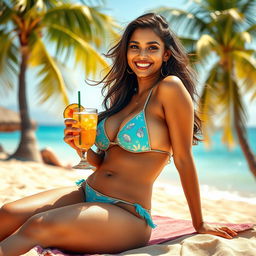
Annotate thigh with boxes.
[3,185,84,217]
[28,202,152,254]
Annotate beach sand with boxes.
[0,158,255,256]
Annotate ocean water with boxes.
[0,126,255,201]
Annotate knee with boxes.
[20,214,48,237]
[19,213,64,246]
[0,202,19,220]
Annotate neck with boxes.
[136,74,161,96]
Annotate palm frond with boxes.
[11,0,37,12]
[210,8,243,23]
[43,3,119,48]
[179,36,198,53]
[196,34,219,59]
[177,37,199,68]
[80,0,105,5]
[0,30,18,96]
[232,49,256,93]
[208,8,245,41]
[43,3,93,39]
[220,78,247,148]
[199,62,221,147]
[152,0,255,150]
[200,0,234,11]
[0,0,14,25]
[217,72,236,149]
[229,30,252,49]
[246,24,256,43]
[35,58,79,110]
[11,0,68,13]
[239,0,256,25]
[28,38,69,106]
[45,23,109,77]
[152,7,212,36]
[232,80,248,137]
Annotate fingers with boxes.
[197,223,238,239]
[63,118,81,151]
[64,127,81,136]
[217,230,232,239]
[63,128,80,145]
[218,226,238,238]
[216,227,237,239]
[64,118,80,147]
[64,134,79,142]
[64,118,77,126]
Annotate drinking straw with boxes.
[78,91,81,111]
[78,91,81,145]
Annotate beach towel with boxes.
[35,215,254,256]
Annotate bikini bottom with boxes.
[75,179,157,229]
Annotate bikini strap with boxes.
[143,87,154,110]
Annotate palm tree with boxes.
[0,0,118,161]
[153,0,256,178]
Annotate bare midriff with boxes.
[86,145,172,220]
[86,85,174,221]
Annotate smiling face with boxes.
[127,28,171,79]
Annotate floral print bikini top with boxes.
[95,86,172,159]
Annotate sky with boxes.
[1,0,256,126]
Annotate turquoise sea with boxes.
[0,126,255,201]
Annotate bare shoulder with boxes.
[159,76,191,98]
[158,75,193,106]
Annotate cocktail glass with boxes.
[72,108,98,169]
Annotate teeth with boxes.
[136,63,151,67]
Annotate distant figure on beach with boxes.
[40,147,72,169]
[0,13,238,255]
[0,144,71,169]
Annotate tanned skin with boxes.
[0,28,237,256]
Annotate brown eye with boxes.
[149,46,158,50]
[129,45,138,49]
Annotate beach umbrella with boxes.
[0,106,36,132]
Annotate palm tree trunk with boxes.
[11,45,42,162]
[234,122,256,179]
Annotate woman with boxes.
[0,13,238,255]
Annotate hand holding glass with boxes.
[72,108,98,169]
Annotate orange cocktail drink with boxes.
[73,110,98,151]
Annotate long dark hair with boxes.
[93,13,203,145]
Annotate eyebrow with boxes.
[128,40,160,46]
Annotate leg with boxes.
[0,185,84,241]
[41,147,66,167]
[0,202,152,256]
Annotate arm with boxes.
[159,76,238,239]
[159,76,203,231]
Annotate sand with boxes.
[0,159,255,256]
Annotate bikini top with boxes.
[95,86,172,159]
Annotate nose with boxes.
[138,48,148,57]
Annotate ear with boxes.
[163,49,171,62]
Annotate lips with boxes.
[134,61,152,69]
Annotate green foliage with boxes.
[0,0,119,107]
[153,0,256,148]
[0,30,18,95]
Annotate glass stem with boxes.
[81,151,87,162]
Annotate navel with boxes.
[105,170,115,177]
